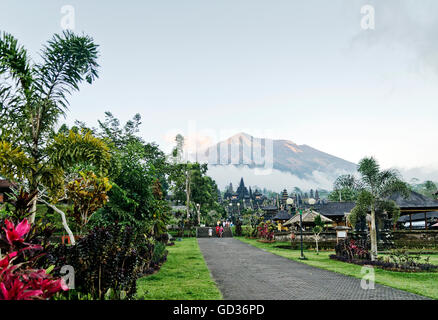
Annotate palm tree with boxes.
[0,31,105,224]
[355,157,409,261]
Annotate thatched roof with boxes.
[283,210,333,226]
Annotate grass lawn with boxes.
[136,238,222,300]
[237,237,438,300]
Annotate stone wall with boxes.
[392,230,438,249]
[274,231,338,250]
[274,230,438,249]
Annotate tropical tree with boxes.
[328,188,358,202]
[170,161,224,225]
[312,214,325,255]
[89,113,172,234]
[0,31,101,222]
[150,178,171,239]
[351,157,409,261]
[0,129,110,245]
[242,208,263,237]
[329,174,362,202]
[66,171,112,233]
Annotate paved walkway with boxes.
[198,238,428,300]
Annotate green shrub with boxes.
[46,224,155,300]
[242,225,255,238]
[152,241,168,266]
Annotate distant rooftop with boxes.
[272,210,293,221]
[316,202,356,216]
[387,191,438,209]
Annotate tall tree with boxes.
[0,31,101,222]
[353,157,409,261]
[312,214,325,255]
[90,113,171,233]
[331,174,362,202]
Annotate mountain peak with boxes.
[230,132,252,139]
[200,132,357,189]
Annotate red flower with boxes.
[3,219,31,245]
[0,252,17,271]
[0,218,68,300]
[0,278,43,300]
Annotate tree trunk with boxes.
[370,202,378,261]
[40,199,76,245]
[29,195,37,224]
[315,234,320,254]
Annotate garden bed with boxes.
[257,239,276,243]
[275,244,333,252]
[329,254,438,273]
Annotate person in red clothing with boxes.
[215,225,220,237]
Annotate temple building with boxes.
[311,190,438,230]
[389,191,438,230]
[281,189,288,208]
[224,177,266,210]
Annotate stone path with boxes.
[197,238,428,300]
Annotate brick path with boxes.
[197,238,428,300]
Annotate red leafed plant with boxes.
[348,239,369,259]
[257,222,274,241]
[0,219,68,300]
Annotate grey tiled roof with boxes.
[272,210,292,221]
[315,202,356,216]
[387,191,438,209]
[397,211,438,222]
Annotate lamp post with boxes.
[298,206,305,260]
[229,202,233,222]
[286,197,294,214]
[287,197,306,259]
[298,197,316,259]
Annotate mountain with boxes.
[194,132,357,190]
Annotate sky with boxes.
[1,0,437,182]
